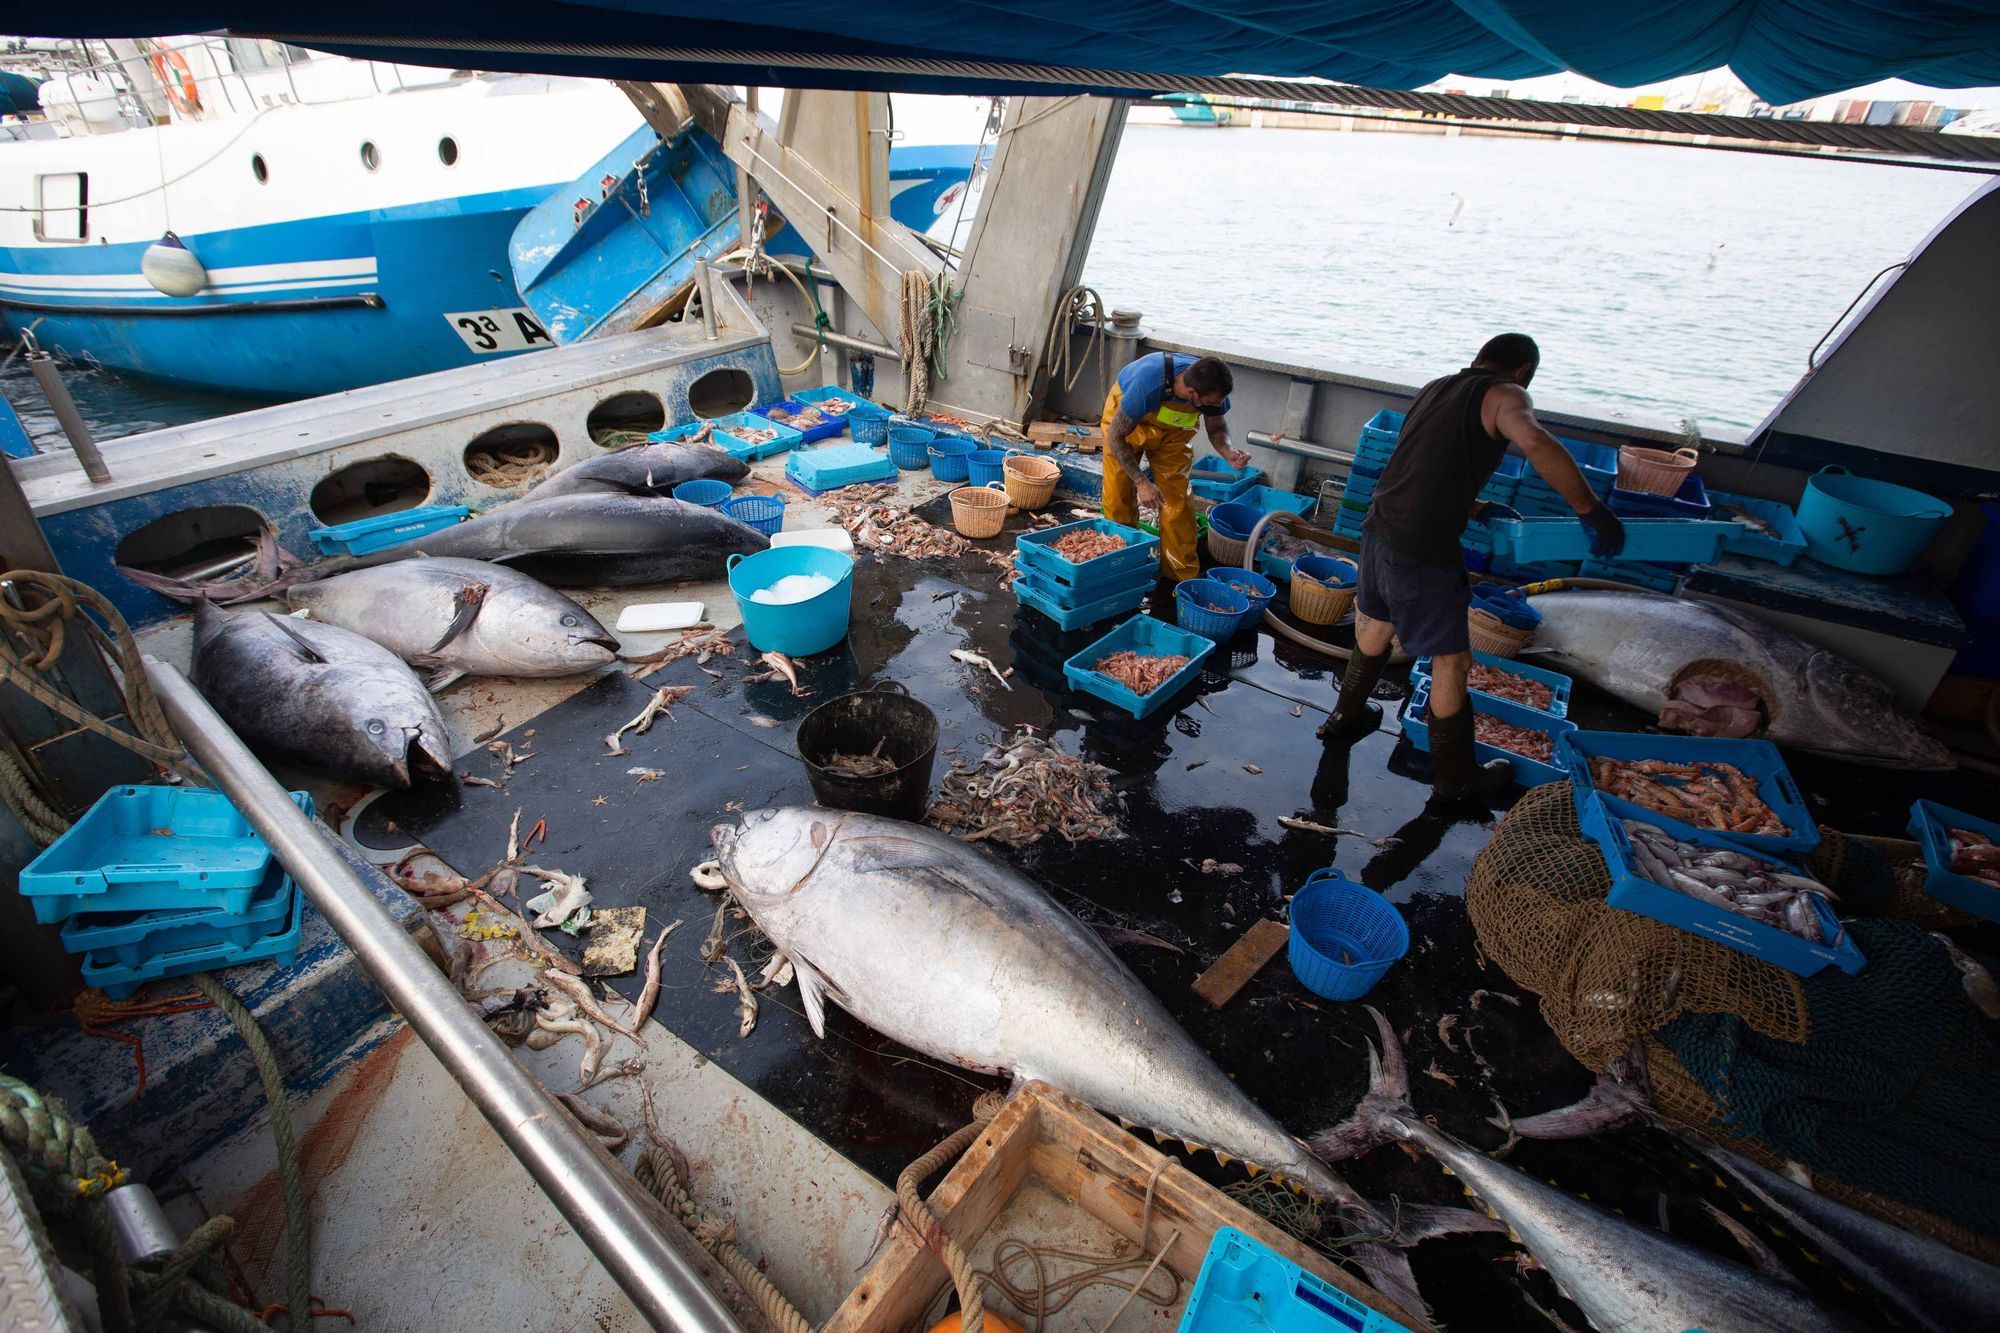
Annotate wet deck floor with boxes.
[363,500,1993,1331]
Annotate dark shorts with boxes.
[1355,536,1470,656]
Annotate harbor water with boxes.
[3,120,1982,450]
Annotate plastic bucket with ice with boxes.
[726,547,854,656]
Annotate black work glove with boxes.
[1477,501,1522,524]
[1581,503,1626,558]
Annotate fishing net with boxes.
[1466,782,2000,1258]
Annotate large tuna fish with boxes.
[330,493,768,586]
[191,603,453,787]
[711,809,1483,1321]
[523,441,748,500]
[285,558,617,690]
[1320,1010,1867,1333]
[1526,590,1951,769]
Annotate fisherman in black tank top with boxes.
[1320,334,1626,803]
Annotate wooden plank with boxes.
[1027,420,1103,452]
[1190,918,1289,1008]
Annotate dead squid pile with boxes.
[1093,650,1189,696]
[928,729,1120,845]
[1621,819,1838,944]
[1590,756,1787,836]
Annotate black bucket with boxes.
[795,681,939,820]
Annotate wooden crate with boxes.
[822,1082,1425,1332]
[1027,421,1104,453]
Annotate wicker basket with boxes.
[1291,573,1357,625]
[1207,527,1248,566]
[1616,445,1699,497]
[1467,605,1536,657]
[1003,454,1060,510]
[949,482,1011,538]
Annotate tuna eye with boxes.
[366,719,386,736]
[561,614,579,627]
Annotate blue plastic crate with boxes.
[1010,555,1151,608]
[1412,650,1571,718]
[658,411,804,461]
[1179,1226,1411,1333]
[307,505,470,557]
[20,787,313,925]
[82,883,308,1001]
[1013,572,1148,631]
[1401,679,1576,787]
[1907,800,2000,923]
[1556,437,1619,494]
[1583,796,1864,977]
[785,443,898,494]
[1710,491,1808,567]
[1237,485,1317,519]
[1557,731,1819,858]
[1610,473,1712,519]
[1492,517,1734,566]
[1341,473,1376,504]
[757,397,844,443]
[1356,409,1404,453]
[792,385,890,441]
[62,859,295,966]
[1063,615,1214,719]
[1189,458,1260,503]
[1016,518,1160,592]
[1578,557,1682,592]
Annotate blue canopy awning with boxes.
[39,3,2000,107]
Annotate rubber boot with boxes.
[1317,647,1389,743]
[1428,705,1513,803]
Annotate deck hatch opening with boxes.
[687,367,754,420]
[586,390,666,444]
[309,455,433,526]
[464,422,559,489]
[114,505,271,582]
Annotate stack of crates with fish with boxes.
[20,786,314,998]
[1558,732,1864,976]
[1400,673,1577,788]
[1013,518,1161,631]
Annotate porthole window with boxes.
[251,153,268,183]
[438,136,459,166]
[360,141,380,172]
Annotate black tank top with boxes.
[1362,368,1508,565]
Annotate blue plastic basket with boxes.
[1180,1227,1411,1333]
[307,505,470,557]
[1906,800,2000,923]
[1412,650,1571,718]
[928,438,976,482]
[1189,458,1260,503]
[1017,519,1160,592]
[726,546,852,656]
[1287,869,1409,1001]
[1063,614,1214,718]
[62,858,296,966]
[1710,491,1807,567]
[1401,680,1577,787]
[1210,567,1276,634]
[1294,552,1358,587]
[785,444,897,495]
[966,447,1015,488]
[721,493,786,537]
[1207,501,1266,541]
[1014,572,1148,632]
[82,881,308,1001]
[886,426,935,469]
[1584,796,1864,977]
[1175,579,1250,641]
[671,478,732,508]
[792,385,890,442]
[1557,730,1819,858]
[758,397,844,443]
[20,786,313,925]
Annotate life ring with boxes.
[150,51,201,116]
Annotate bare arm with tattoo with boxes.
[1105,409,1160,508]
[1203,413,1250,470]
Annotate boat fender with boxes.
[141,232,208,297]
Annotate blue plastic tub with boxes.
[1013,572,1148,632]
[671,478,732,508]
[307,505,470,557]
[1402,680,1576,787]
[886,426,935,470]
[1063,615,1214,719]
[1294,552,1358,587]
[793,385,890,442]
[1189,458,1260,503]
[1611,473,1712,520]
[785,444,897,495]
[1175,578,1250,642]
[1207,501,1265,540]
[1906,799,2000,923]
[1584,796,1864,977]
[1180,1227,1411,1333]
[1710,491,1808,567]
[62,859,295,966]
[965,447,1015,488]
[1210,568,1276,634]
[927,438,976,482]
[1492,517,1734,566]
[757,397,844,443]
[82,882,308,1001]
[1412,650,1571,718]
[20,786,313,925]
[1238,485,1317,518]
[1797,465,1951,575]
[1556,730,1819,858]
[721,493,786,536]
[1287,869,1409,1001]
[1017,518,1160,591]
[726,546,854,656]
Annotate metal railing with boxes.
[143,659,749,1333]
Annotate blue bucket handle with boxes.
[726,553,745,573]
[1816,465,1849,477]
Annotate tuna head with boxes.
[710,808,836,913]
[473,577,617,674]
[1789,650,1953,770]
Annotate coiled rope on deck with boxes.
[899,270,959,416]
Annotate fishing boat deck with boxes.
[41,451,2000,1330]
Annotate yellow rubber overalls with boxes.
[1100,354,1204,582]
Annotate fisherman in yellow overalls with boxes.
[1099,352,1248,582]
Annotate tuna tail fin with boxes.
[1506,1040,1656,1142]
[1309,1005,1413,1163]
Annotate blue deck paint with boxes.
[1684,553,1969,648]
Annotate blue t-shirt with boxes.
[1115,352,1229,420]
